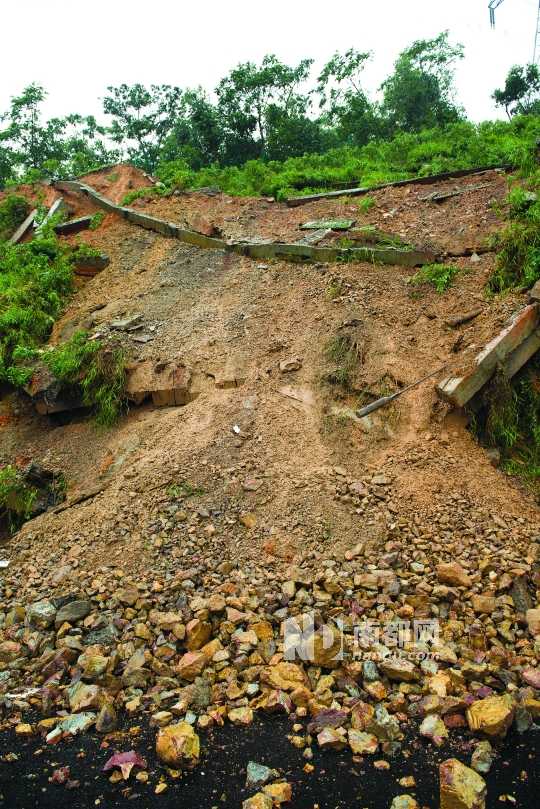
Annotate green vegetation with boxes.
[323,334,361,390]
[89,211,105,230]
[356,196,375,214]
[471,361,540,496]
[44,332,128,427]
[487,173,540,294]
[0,465,38,533]
[409,262,460,293]
[166,479,205,499]
[0,235,73,385]
[0,194,30,240]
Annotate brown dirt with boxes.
[1,167,538,598]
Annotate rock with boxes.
[436,563,472,588]
[471,595,496,614]
[116,586,139,606]
[58,712,96,736]
[186,619,212,651]
[125,360,191,407]
[380,659,419,682]
[526,608,540,636]
[246,762,278,790]
[466,695,515,738]
[522,668,540,689]
[176,651,207,681]
[243,794,273,809]
[365,704,401,741]
[390,797,419,809]
[55,599,92,626]
[263,782,292,803]
[348,730,379,754]
[228,707,253,726]
[279,358,302,373]
[67,682,102,712]
[511,575,533,613]
[155,722,200,769]
[96,703,117,734]
[317,727,347,750]
[420,714,448,746]
[27,599,56,628]
[471,741,495,775]
[440,759,486,809]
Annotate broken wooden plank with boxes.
[286,165,511,207]
[8,209,37,244]
[54,215,93,235]
[437,304,540,407]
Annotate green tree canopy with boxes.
[493,64,540,119]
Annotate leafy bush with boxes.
[89,212,105,230]
[0,195,31,241]
[409,263,460,292]
[44,331,128,426]
[0,465,38,533]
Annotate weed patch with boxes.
[323,334,362,390]
[356,196,375,214]
[409,263,460,293]
[89,212,105,230]
[0,195,31,241]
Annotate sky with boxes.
[0,0,537,122]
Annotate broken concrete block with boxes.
[73,253,110,277]
[437,304,540,407]
[214,363,246,389]
[125,360,191,407]
[300,219,356,231]
[8,209,37,244]
[54,216,93,236]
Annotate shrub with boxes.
[0,195,31,241]
[0,465,38,533]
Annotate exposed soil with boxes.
[0,165,538,809]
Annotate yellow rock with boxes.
[440,758,486,809]
[239,512,257,529]
[185,619,212,651]
[15,723,33,736]
[466,695,515,738]
[263,662,308,691]
[176,651,207,681]
[436,562,472,588]
[263,782,293,803]
[155,722,200,768]
[242,793,273,809]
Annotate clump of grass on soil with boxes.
[487,181,540,294]
[409,263,460,293]
[323,334,362,390]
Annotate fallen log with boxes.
[437,304,540,407]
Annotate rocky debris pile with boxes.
[0,474,539,801]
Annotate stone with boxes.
[242,794,273,809]
[317,727,347,750]
[67,682,102,712]
[466,695,515,738]
[365,704,401,741]
[155,722,200,769]
[185,619,212,651]
[526,608,540,636]
[96,703,117,734]
[436,563,472,588]
[116,586,139,606]
[511,575,533,613]
[28,599,57,628]
[471,741,495,775]
[58,713,96,736]
[176,651,207,681]
[390,797,419,809]
[522,668,540,689]
[279,357,302,373]
[440,759,486,809]
[380,659,419,682]
[228,707,253,726]
[125,360,191,407]
[348,730,379,755]
[55,599,92,626]
[420,714,448,746]
[263,782,292,803]
[471,595,496,614]
[246,762,278,790]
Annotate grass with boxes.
[356,196,375,214]
[470,361,540,496]
[167,479,205,498]
[409,263,460,293]
[323,334,362,390]
[0,194,31,241]
[0,465,38,533]
[89,212,105,230]
[44,331,128,427]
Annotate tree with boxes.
[493,64,540,119]
[216,54,314,163]
[317,49,382,146]
[103,84,184,173]
[381,31,464,132]
[160,89,223,169]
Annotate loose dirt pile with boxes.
[0,167,538,808]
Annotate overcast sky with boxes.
[0,0,537,122]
